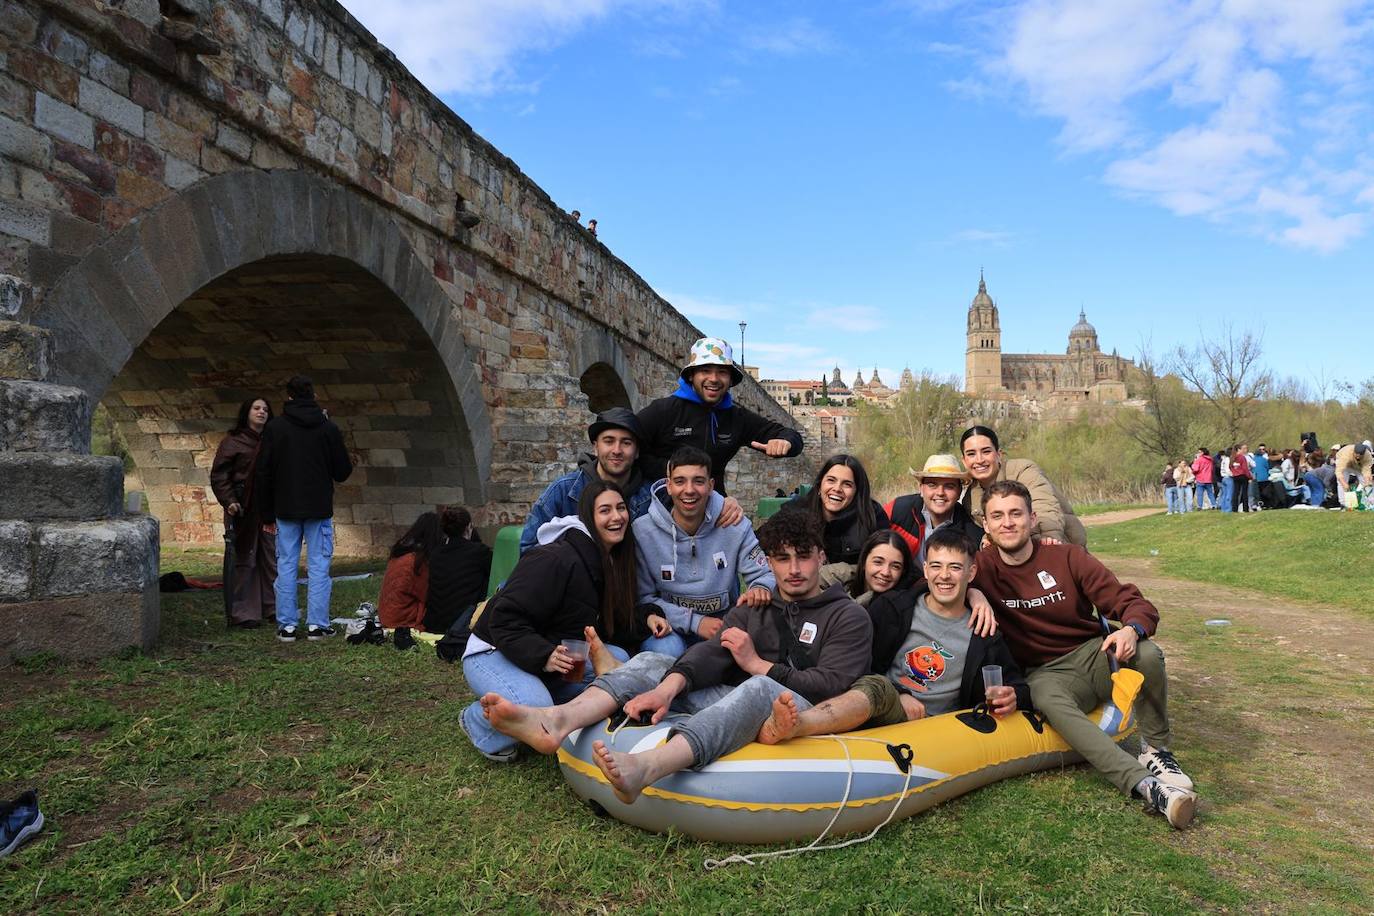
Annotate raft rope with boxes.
[702,734,916,870]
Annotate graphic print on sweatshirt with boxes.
[896,641,954,694]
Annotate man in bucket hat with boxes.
[636,337,803,495]
[519,407,743,553]
[883,453,984,565]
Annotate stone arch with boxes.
[33,169,493,546]
[569,326,642,411]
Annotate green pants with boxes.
[853,674,907,728]
[1026,636,1172,795]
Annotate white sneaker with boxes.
[1139,747,1194,790]
[1145,780,1198,829]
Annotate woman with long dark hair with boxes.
[459,479,665,762]
[849,530,915,604]
[787,454,889,585]
[377,511,447,647]
[210,396,277,628]
[958,425,1086,545]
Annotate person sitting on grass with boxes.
[959,425,1086,545]
[757,527,1026,744]
[782,453,890,585]
[422,506,492,641]
[459,480,669,762]
[882,454,984,565]
[633,446,775,659]
[478,510,873,803]
[377,511,445,648]
[972,480,1200,829]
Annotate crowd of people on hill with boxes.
[1162,435,1373,515]
[207,336,1205,830]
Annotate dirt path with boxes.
[1081,507,1164,526]
[1102,555,1374,863]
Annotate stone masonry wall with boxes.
[0,0,808,666]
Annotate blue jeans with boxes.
[461,644,630,756]
[274,518,334,630]
[1179,486,1192,512]
[1196,483,1216,509]
[592,653,811,767]
[1219,477,1233,512]
[640,630,702,659]
[1165,486,1180,513]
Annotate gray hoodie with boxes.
[667,583,874,705]
[633,479,776,635]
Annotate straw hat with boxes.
[908,453,969,482]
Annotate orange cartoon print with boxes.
[896,641,955,693]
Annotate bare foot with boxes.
[481,693,563,755]
[758,691,802,745]
[584,626,621,675]
[593,739,654,804]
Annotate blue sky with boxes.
[341,0,1374,398]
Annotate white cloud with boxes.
[978,0,1374,252]
[952,228,1014,245]
[739,17,835,56]
[340,0,708,95]
[1256,186,1366,254]
[805,304,883,333]
[658,289,756,324]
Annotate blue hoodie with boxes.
[632,479,775,635]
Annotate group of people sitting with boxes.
[1165,437,1373,514]
[451,337,1200,829]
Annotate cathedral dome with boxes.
[970,275,994,311]
[1069,309,1096,337]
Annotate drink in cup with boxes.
[981,665,1004,713]
[560,638,588,683]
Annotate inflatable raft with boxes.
[558,695,1137,845]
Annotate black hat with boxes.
[587,407,641,443]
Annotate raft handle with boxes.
[1021,710,1046,733]
[886,742,914,775]
[955,704,998,735]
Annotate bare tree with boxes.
[1117,341,1194,459]
[1172,325,1271,444]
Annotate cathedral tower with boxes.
[965,272,1002,394]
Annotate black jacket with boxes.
[883,493,984,560]
[423,534,492,633]
[472,526,651,673]
[866,583,1032,712]
[782,495,891,565]
[255,399,352,523]
[635,395,803,494]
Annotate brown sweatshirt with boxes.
[973,542,1159,668]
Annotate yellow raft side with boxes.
[557,702,1135,843]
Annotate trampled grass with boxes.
[2,546,1371,912]
[1090,508,1374,617]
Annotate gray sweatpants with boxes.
[591,652,812,767]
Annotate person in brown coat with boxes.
[378,511,446,649]
[210,397,278,628]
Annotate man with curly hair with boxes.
[479,510,872,802]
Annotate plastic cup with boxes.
[560,639,588,683]
[981,665,1003,692]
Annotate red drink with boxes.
[562,656,587,683]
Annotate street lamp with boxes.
[739,321,747,366]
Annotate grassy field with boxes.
[1090,508,1374,617]
[2,531,1372,913]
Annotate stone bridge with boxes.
[0,0,811,659]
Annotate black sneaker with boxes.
[0,790,44,858]
[277,626,299,642]
[306,625,337,641]
[1144,779,1198,829]
[1139,747,1194,790]
[394,627,416,651]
